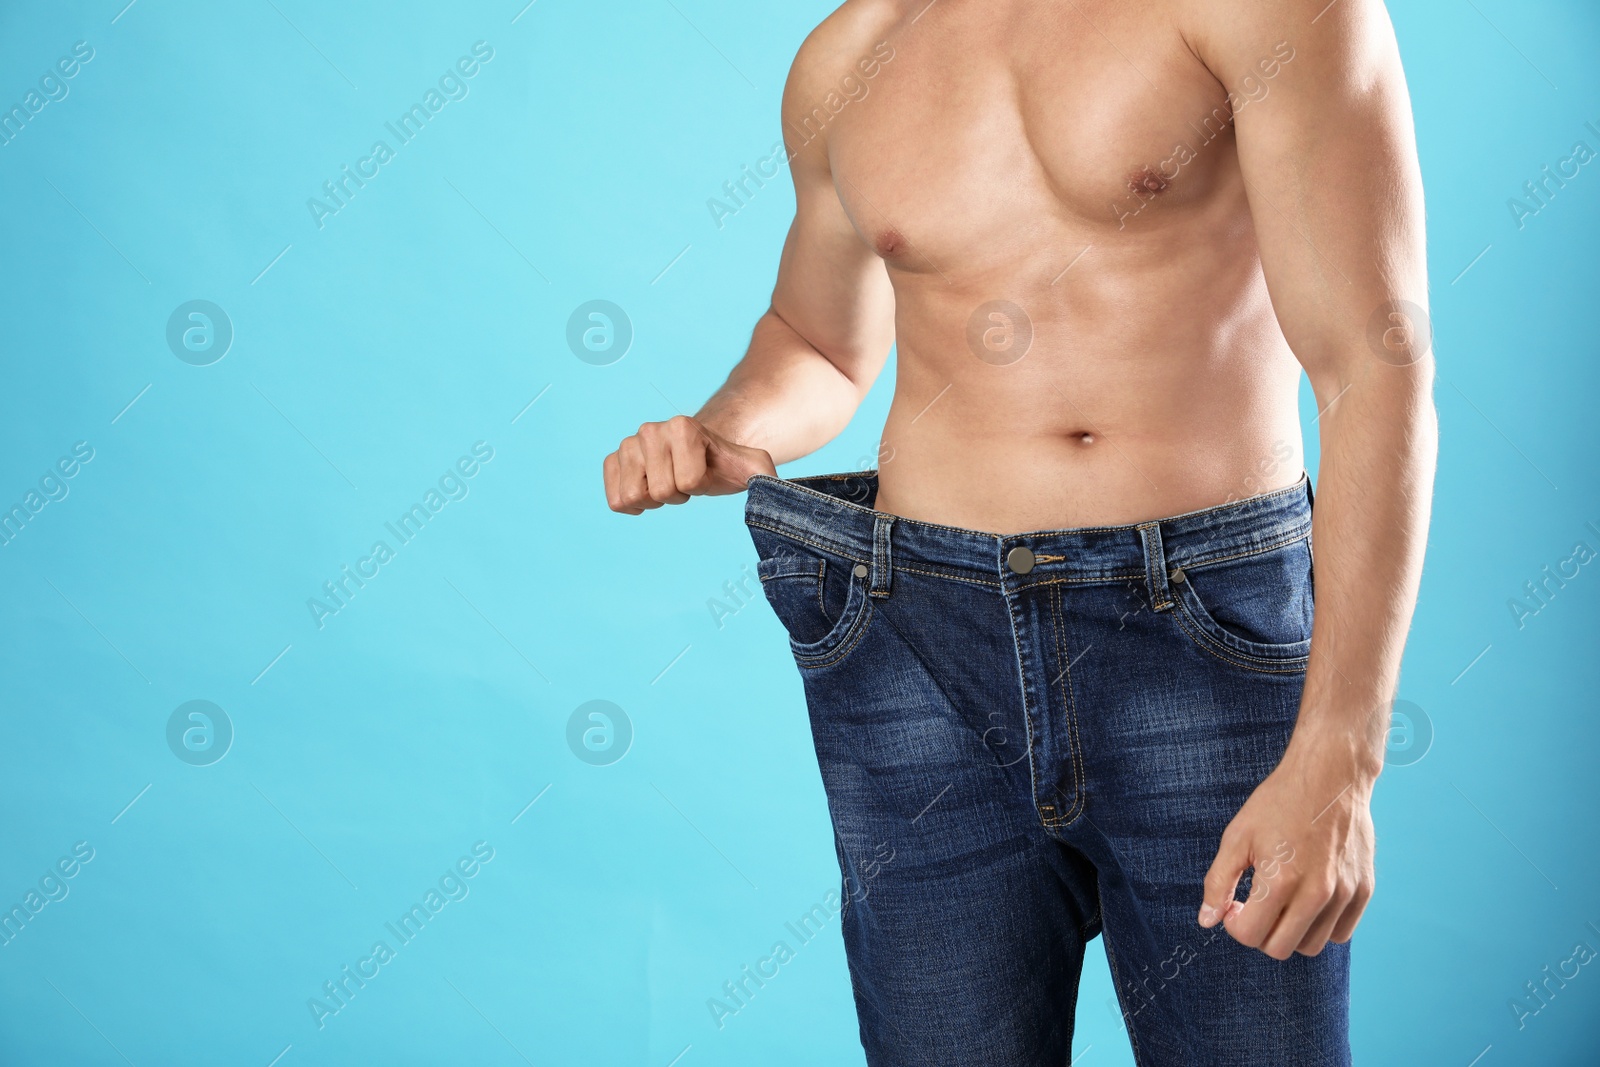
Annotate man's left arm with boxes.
[1186,0,1438,959]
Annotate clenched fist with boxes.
[603,415,776,514]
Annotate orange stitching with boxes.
[1051,582,1087,825]
[750,471,1308,541]
[1171,605,1308,675]
[798,598,875,670]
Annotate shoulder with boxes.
[782,1,902,164]
[1174,0,1400,85]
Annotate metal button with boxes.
[1169,567,1186,584]
[1006,546,1036,575]
[853,563,869,578]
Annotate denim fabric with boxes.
[744,470,1349,1067]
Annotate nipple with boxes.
[1126,166,1171,198]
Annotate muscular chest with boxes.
[817,2,1265,274]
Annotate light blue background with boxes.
[1,1,1596,1064]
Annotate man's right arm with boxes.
[603,22,896,515]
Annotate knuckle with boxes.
[647,476,684,503]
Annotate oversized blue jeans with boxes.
[744,470,1349,1067]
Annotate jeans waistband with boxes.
[744,470,1314,587]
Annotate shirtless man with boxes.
[604,1,1434,1062]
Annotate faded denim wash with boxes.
[744,469,1348,1067]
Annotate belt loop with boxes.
[1139,522,1173,612]
[870,514,895,599]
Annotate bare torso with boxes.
[606,0,1430,964]
[796,0,1306,533]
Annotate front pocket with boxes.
[757,553,829,644]
[1169,540,1314,671]
[756,547,874,667]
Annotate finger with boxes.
[637,423,690,505]
[603,452,642,515]
[1199,827,1250,928]
[665,416,709,494]
[1329,881,1373,944]
[726,442,778,484]
[616,436,658,511]
[1260,882,1331,960]
[1223,867,1293,951]
[1294,885,1354,957]
[702,430,775,492]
